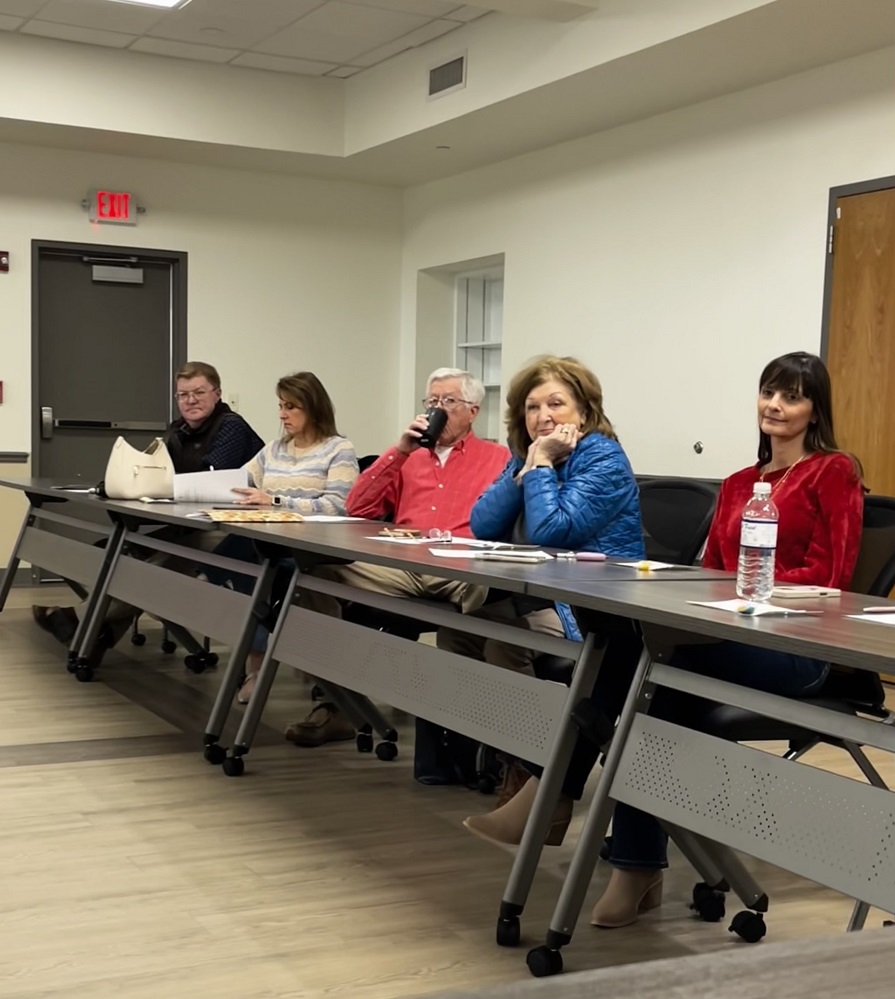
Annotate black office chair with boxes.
[638,477,718,565]
[687,493,895,927]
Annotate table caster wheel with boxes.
[131,633,146,647]
[729,910,766,943]
[75,664,94,683]
[375,741,398,761]
[222,756,245,777]
[203,744,227,766]
[691,882,726,922]
[496,917,520,947]
[66,660,79,674]
[161,640,177,655]
[526,946,563,977]
[356,732,374,753]
[185,654,206,675]
[205,652,219,668]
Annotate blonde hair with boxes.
[505,355,617,458]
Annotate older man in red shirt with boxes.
[287,367,509,746]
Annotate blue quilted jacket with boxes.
[470,432,644,639]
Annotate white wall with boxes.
[0,142,403,458]
[401,44,895,478]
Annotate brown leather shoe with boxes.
[493,759,532,811]
[32,606,78,645]
[284,703,356,747]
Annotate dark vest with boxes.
[165,401,235,474]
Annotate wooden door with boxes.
[826,186,895,496]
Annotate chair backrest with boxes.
[851,494,895,597]
[358,454,379,472]
[637,478,718,566]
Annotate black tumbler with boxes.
[417,407,448,449]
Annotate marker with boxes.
[556,551,607,561]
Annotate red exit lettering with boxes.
[96,191,131,221]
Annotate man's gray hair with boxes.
[426,367,486,406]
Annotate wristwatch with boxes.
[271,495,283,507]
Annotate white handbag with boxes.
[103,436,175,500]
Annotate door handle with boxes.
[40,406,53,440]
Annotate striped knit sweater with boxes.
[244,435,358,515]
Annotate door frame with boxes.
[819,173,895,358]
[30,239,188,476]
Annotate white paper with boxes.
[301,515,366,523]
[615,560,686,571]
[428,548,552,559]
[173,468,248,504]
[847,613,895,626]
[366,535,432,545]
[687,599,816,617]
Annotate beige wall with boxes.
[401,44,895,478]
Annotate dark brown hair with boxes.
[277,371,339,442]
[504,355,617,458]
[175,361,221,391]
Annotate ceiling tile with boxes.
[253,1,431,63]
[343,0,465,16]
[20,20,135,47]
[353,17,460,66]
[326,64,362,77]
[0,13,23,28]
[31,0,165,33]
[146,0,324,49]
[232,51,339,75]
[130,36,240,62]
[0,1,46,16]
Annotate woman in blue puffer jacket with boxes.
[437,355,645,846]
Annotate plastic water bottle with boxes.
[736,481,778,602]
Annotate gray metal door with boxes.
[34,243,187,482]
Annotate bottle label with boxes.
[740,519,778,549]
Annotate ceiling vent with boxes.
[428,54,466,100]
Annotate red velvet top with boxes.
[702,452,863,590]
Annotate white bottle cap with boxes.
[754,482,772,497]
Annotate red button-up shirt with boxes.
[347,433,510,536]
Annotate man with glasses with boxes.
[33,361,263,653]
[287,367,510,746]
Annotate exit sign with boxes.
[88,189,137,226]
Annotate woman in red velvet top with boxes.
[592,351,864,930]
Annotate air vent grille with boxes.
[429,56,465,98]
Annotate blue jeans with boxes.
[609,641,829,870]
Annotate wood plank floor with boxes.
[0,585,891,999]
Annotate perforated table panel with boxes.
[613,714,895,912]
[276,606,569,764]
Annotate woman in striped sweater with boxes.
[219,371,359,703]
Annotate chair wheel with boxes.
[729,910,766,943]
[478,775,497,795]
[75,664,94,683]
[161,640,177,655]
[356,732,374,753]
[130,633,146,647]
[205,653,219,668]
[222,756,245,777]
[375,741,398,761]
[203,744,227,766]
[184,655,206,675]
[526,946,563,977]
[691,882,726,922]
[496,917,520,947]
[311,684,325,701]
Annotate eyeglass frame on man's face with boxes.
[421,395,474,411]
[174,388,213,402]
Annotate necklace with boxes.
[759,452,808,493]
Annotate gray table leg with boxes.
[201,557,279,767]
[68,523,128,682]
[494,632,602,946]
[525,646,653,977]
[0,504,33,612]
[219,564,302,776]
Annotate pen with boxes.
[555,552,607,561]
[861,607,895,614]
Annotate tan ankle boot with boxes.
[463,777,572,847]
[591,867,663,928]
[492,760,531,811]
